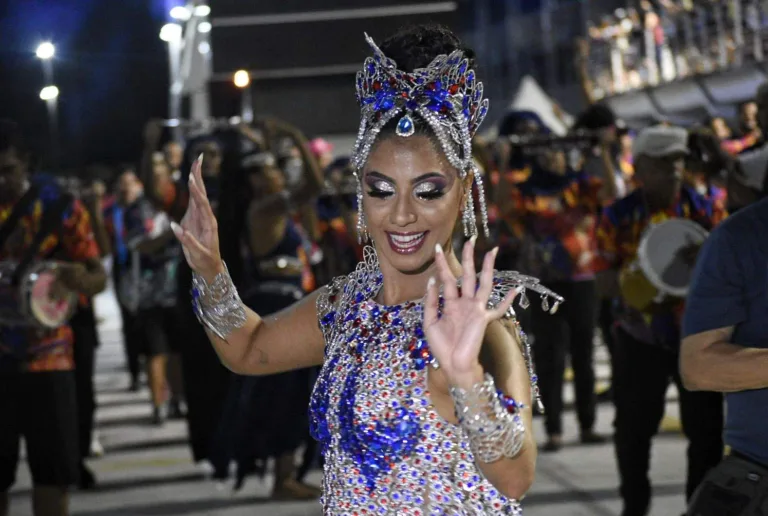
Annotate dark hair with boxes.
[572,103,617,131]
[373,24,474,162]
[378,24,475,73]
[0,119,28,157]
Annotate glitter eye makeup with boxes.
[366,176,396,198]
[413,177,448,200]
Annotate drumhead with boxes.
[24,263,77,329]
[637,219,709,298]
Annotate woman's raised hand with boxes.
[422,239,518,387]
[170,155,224,281]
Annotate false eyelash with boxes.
[367,188,393,199]
[416,190,445,201]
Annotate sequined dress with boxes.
[310,249,555,515]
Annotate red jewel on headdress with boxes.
[427,82,436,91]
[449,84,460,95]
[373,81,381,91]
[389,77,397,86]
[401,92,408,98]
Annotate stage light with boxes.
[160,23,182,42]
[198,41,210,54]
[233,70,250,88]
[195,5,211,17]
[40,85,59,101]
[198,21,212,33]
[36,42,55,60]
[170,6,191,21]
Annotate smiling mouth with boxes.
[386,231,429,255]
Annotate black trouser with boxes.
[598,298,616,361]
[531,279,598,436]
[118,303,141,383]
[71,306,99,460]
[179,311,230,463]
[613,328,724,516]
[0,371,80,489]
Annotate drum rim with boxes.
[636,219,709,298]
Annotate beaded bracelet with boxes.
[450,373,526,463]
[191,262,247,340]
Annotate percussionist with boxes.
[0,120,106,516]
[594,124,726,516]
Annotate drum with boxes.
[0,261,77,329]
[620,219,709,311]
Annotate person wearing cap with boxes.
[594,124,726,516]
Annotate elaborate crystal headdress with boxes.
[351,33,490,242]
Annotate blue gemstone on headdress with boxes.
[396,114,415,137]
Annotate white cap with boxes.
[633,125,689,159]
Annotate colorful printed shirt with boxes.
[121,196,181,311]
[499,170,603,282]
[0,187,100,373]
[595,187,727,350]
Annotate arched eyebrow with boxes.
[365,171,446,184]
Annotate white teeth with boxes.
[390,233,425,246]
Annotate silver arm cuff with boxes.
[191,262,247,340]
[450,373,526,463]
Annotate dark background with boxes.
[0,0,169,171]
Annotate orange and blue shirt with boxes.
[595,186,727,349]
[0,189,100,373]
[499,170,603,282]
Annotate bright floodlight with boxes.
[159,23,182,42]
[198,21,212,33]
[169,6,191,20]
[195,5,211,16]
[36,42,55,60]
[40,85,59,101]
[198,41,211,54]
[233,70,250,88]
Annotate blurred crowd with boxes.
[587,0,768,97]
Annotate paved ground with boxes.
[8,286,692,516]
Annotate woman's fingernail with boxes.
[170,221,183,238]
[492,246,499,257]
[427,277,435,289]
[435,243,443,255]
[197,153,204,164]
[470,235,477,247]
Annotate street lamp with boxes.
[233,70,250,88]
[198,21,212,33]
[36,43,58,170]
[39,85,59,100]
[195,5,211,17]
[169,6,191,21]
[233,70,253,123]
[159,23,182,42]
[36,42,55,60]
[160,23,184,140]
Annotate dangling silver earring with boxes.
[472,167,490,238]
[462,169,478,239]
[355,174,369,244]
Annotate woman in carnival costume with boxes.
[171,24,562,514]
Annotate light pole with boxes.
[233,70,253,123]
[160,23,184,141]
[36,42,58,171]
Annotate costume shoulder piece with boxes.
[487,270,564,315]
[316,247,384,347]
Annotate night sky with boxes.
[0,0,172,173]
